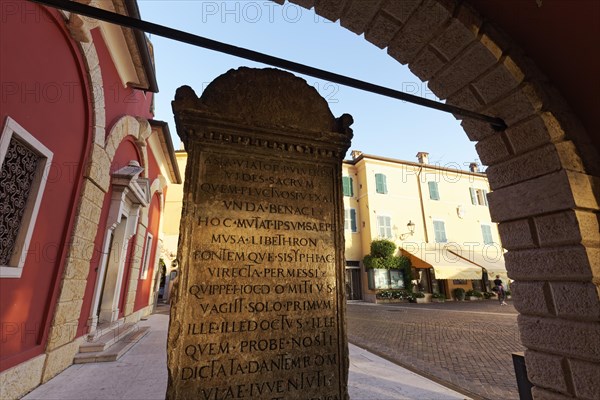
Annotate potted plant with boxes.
[465,289,483,300]
[505,290,512,299]
[431,292,446,302]
[452,287,465,301]
[414,291,427,303]
[483,291,495,300]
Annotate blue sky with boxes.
[138,1,481,169]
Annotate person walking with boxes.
[493,275,508,306]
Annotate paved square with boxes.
[347,300,524,400]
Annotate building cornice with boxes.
[344,153,487,178]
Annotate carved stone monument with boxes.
[167,68,353,400]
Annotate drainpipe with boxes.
[416,166,429,243]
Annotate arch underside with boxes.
[270,0,600,398]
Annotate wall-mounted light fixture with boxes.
[397,220,416,240]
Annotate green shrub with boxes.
[431,292,445,299]
[414,291,425,298]
[483,292,495,299]
[465,289,483,298]
[370,240,396,258]
[452,288,465,300]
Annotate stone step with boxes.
[79,322,137,353]
[73,326,150,364]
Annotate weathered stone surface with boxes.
[497,218,536,250]
[0,354,45,400]
[364,12,401,49]
[167,68,352,400]
[518,315,600,362]
[511,281,553,317]
[42,339,82,383]
[340,0,384,35]
[525,350,569,394]
[568,358,600,400]
[505,245,594,281]
[387,0,453,65]
[549,282,600,321]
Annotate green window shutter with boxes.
[375,173,387,194]
[350,209,357,232]
[433,221,447,243]
[482,189,489,206]
[481,225,493,244]
[469,187,477,205]
[342,176,353,197]
[428,181,440,200]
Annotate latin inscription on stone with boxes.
[167,68,352,400]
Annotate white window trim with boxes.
[470,187,488,206]
[140,233,154,280]
[376,214,393,239]
[0,117,53,278]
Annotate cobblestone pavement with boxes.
[346,300,524,400]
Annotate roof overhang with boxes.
[96,0,158,93]
[149,120,182,184]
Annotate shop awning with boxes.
[446,247,509,283]
[400,244,484,280]
[430,265,484,280]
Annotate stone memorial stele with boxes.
[167,67,353,400]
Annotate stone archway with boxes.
[268,0,600,398]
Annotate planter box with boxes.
[375,298,409,304]
[468,296,482,301]
[432,298,445,303]
[415,297,427,303]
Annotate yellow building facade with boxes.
[343,151,507,302]
[162,150,507,304]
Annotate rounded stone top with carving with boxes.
[174,67,352,135]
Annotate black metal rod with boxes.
[29,0,507,131]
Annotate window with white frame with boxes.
[140,233,153,280]
[377,215,392,239]
[367,268,405,290]
[469,187,488,206]
[481,224,494,245]
[344,208,357,232]
[0,117,53,278]
[433,220,448,243]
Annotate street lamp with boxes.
[397,220,416,240]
